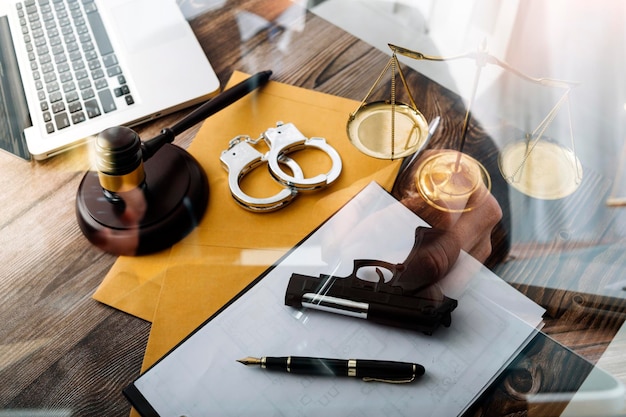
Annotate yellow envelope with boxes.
[93,253,170,322]
[137,243,279,368]
[95,71,400,324]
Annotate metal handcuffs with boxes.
[220,122,342,212]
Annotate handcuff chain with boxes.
[227,134,264,150]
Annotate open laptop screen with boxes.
[0,16,31,160]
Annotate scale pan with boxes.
[347,101,429,159]
[415,150,491,213]
[499,140,582,200]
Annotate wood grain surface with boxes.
[1,1,624,416]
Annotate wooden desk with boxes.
[1,1,624,415]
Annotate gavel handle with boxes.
[141,70,273,161]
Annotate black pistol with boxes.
[285,228,458,335]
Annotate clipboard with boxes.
[123,182,546,417]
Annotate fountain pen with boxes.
[236,356,424,383]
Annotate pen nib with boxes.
[236,356,261,366]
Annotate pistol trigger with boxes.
[375,267,385,284]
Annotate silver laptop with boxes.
[0,0,220,160]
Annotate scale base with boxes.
[76,144,208,256]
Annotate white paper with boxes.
[134,182,545,416]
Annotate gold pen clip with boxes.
[362,375,416,384]
[350,360,419,384]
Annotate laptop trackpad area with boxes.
[108,0,189,54]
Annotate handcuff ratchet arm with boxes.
[220,139,303,212]
[264,123,342,191]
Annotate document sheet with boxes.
[127,182,544,417]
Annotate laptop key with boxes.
[49,35,62,47]
[46,80,59,93]
[78,33,91,44]
[68,101,82,113]
[75,69,88,80]
[85,6,113,56]
[77,78,90,90]
[82,1,96,14]
[62,81,76,93]
[71,111,86,124]
[66,91,79,102]
[81,87,94,100]
[67,1,80,12]
[60,71,72,83]
[69,50,82,61]
[82,41,94,52]
[54,112,70,130]
[98,89,116,113]
[57,62,70,73]
[88,59,100,71]
[41,62,54,73]
[51,101,65,114]
[94,78,107,90]
[43,72,55,83]
[66,41,79,53]
[75,23,88,35]
[84,99,101,118]
[102,53,117,68]
[83,49,96,61]
[106,66,121,77]
[49,91,62,102]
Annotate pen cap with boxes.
[356,359,425,380]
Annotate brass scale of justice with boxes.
[347,43,582,212]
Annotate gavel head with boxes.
[94,126,146,202]
[77,124,208,256]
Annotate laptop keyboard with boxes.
[15,0,134,134]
